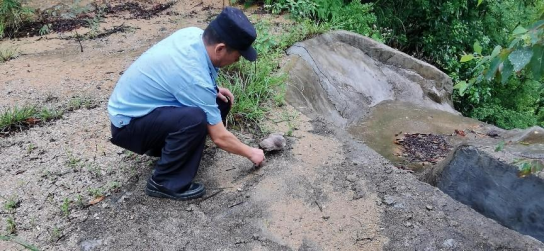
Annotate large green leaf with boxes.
[512,26,528,36]
[501,58,514,84]
[454,81,468,96]
[491,45,502,58]
[529,45,543,79]
[473,41,482,55]
[477,0,483,6]
[485,57,501,80]
[460,54,474,62]
[508,48,533,72]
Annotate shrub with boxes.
[0,0,34,38]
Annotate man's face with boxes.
[214,43,241,67]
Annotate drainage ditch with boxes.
[426,145,544,242]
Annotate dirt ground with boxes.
[0,0,542,250]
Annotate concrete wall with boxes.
[438,146,544,242]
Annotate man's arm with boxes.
[207,122,265,166]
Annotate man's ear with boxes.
[215,43,228,55]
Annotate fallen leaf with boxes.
[454,129,466,137]
[25,118,41,125]
[89,196,105,205]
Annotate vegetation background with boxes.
[1,0,543,130]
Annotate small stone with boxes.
[346,174,357,182]
[442,239,456,249]
[252,234,260,240]
[404,221,412,227]
[383,195,396,205]
[426,205,433,210]
[237,187,242,192]
[322,215,330,220]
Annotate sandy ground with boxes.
[1,0,543,250]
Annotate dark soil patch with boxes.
[395,133,451,164]
[3,1,175,39]
[104,1,176,19]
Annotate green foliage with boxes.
[0,105,64,133]
[60,198,71,217]
[0,0,34,38]
[5,217,15,234]
[264,0,379,39]
[455,3,543,129]
[0,46,18,62]
[515,158,544,177]
[0,235,39,251]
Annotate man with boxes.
[107,7,265,201]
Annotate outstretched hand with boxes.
[248,147,265,167]
[217,87,234,105]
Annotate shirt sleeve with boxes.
[173,72,222,125]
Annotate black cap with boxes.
[210,7,257,61]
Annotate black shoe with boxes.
[145,178,205,200]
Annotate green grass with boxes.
[0,47,19,62]
[5,217,16,234]
[60,198,71,217]
[3,197,19,213]
[219,19,331,129]
[0,235,39,251]
[0,105,63,134]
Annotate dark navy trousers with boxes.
[110,98,230,192]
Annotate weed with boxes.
[0,235,39,251]
[50,227,61,242]
[0,46,19,62]
[108,181,121,192]
[0,106,36,132]
[3,197,20,213]
[75,194,84,208]
[88,187,104,198]
[38,107,63,121]
[26,143,35,154]
[0,0,34,38]
[66,151,81,169]
[60,198,71,217]
[39,23,51,36]
[68,96,96,111]
[5,217,16,234]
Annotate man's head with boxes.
[203,7,257,67]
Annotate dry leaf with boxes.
[89,196,105,205]
[25,117,41,125]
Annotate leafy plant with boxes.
[60,198,71,217]
[5,217,16,234]
[515,158,544,177]
[3,197,19,213]
[0,46,19,62]
[39,23,51,36]
[455,5,543,129]
[0,0,34,38]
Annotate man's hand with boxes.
[248,147,265,167]
[217,87,234,105]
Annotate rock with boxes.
[426,205,433,210]
[259,133,286,152]
[383,195,396,205]
[252,234,260,240]
[322,215,330,220]
[353,181,367,200]
[346,174,357,182]
[442,239,456,249]
[80,239,103,251]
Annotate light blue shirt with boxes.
[107,27,221,128]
